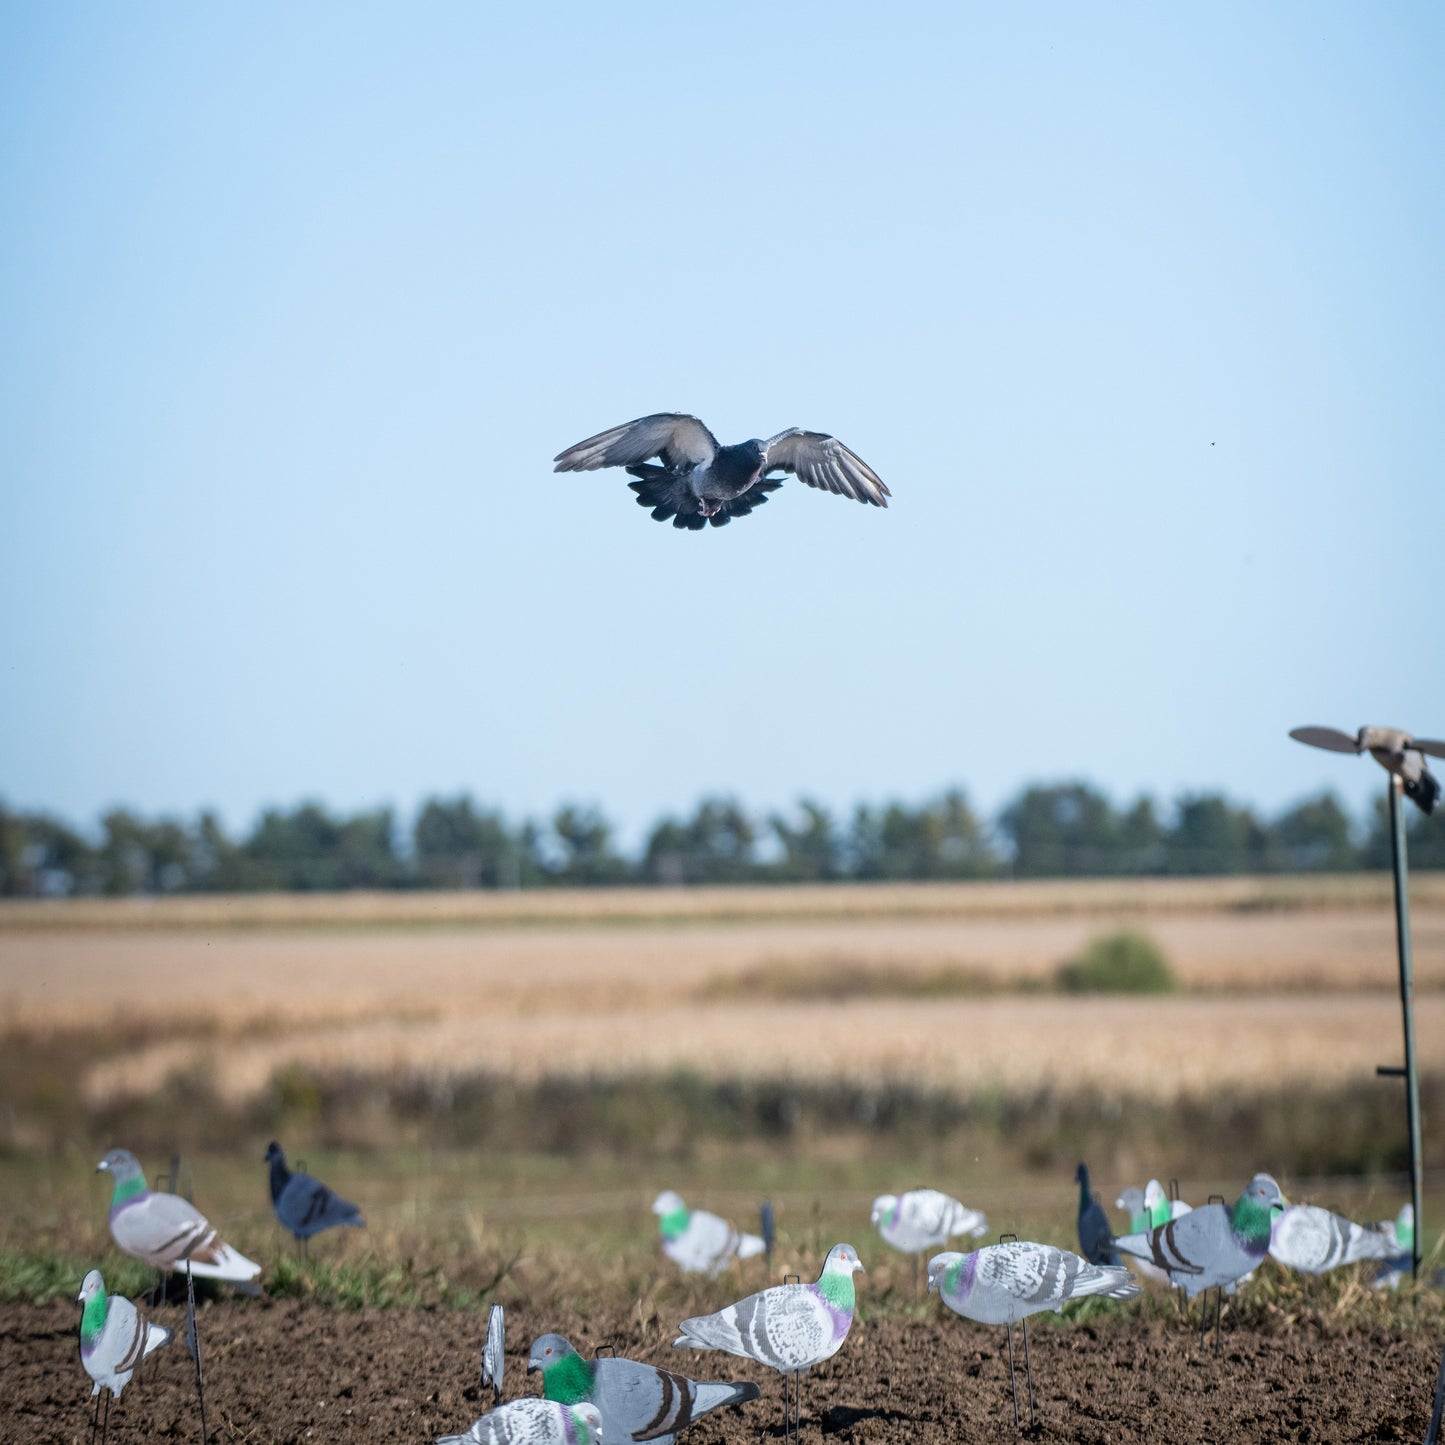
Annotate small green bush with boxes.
[1055,929,1176,994]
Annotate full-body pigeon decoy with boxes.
[78,1268,171,1443]
[871,1189,988,1254]
[1269,1204,1396,1275]
[1074,1164,1118,1266]
[265,1141,365,1257]
[929,1242,1140,1428]
[1113,1173,1285,1347]
[529,1333,759,1445]
[98,1148,262,1289]
[437,1399,603,1445]
[554,413,890,530]
[652,1191,767,1277]
[673,1242,864,1441]
[1290,725,1445,814]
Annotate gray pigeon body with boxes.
[438,1399,603,1445]
[529,1333,759,1445]
[98,1148,262,1286]
[265,1142,365,1241]
[554,413,889,530]
[1269,1204,1396,1275]
[673,1243,864,1375]
[928,1242,1140,1326]
[1112,1173,1285,1298]
[77,1269,171,1400]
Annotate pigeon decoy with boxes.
[1113,1173,1286,1347]
[1269,1204,1396,1275]
[481,1304,505,1407]
[871,1189,988,1255]
[528,1333,759,1445]
[1074,1164,1118,1266]
[264,1142,365,1258]
[652,1191,766,1276]
[98,1148,262,1290]
[673,1242,864,1443]
[929,1242,1140,1428]
[1290,725,1445,814]
[78,1269,172,1444]
[553,413,890,530]
[437,1399,603,1445]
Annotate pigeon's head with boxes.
[869,1194,898,1226]
[652,1190,684,1216]
[572,1405,604,1445]
[926,1251,963,1294]
[526,1333,578,1374]
[1244,1174,1287,1213]
[742,438,767,466]
[264,1141,285,1166]
[1116,1187,1144,1215]
[96,1148,142,1180]
[1074,1163,1090,1186]
[1142,1179,1168,1210]
[824,1243,865,1275]
[77,1268,104,1306]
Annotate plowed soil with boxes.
[7,1297,1440,1444]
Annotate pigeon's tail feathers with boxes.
[627,467,780,530]
[1087,1266,1143,1302]
[180,1243,262,1283]
[673,1309,743,1354]
[736,1232,767,1260]
[689,1380,762,1418]
[143,1320,173,1358]
[1406,766,1440,815]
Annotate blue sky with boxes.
[2,2,1442,846]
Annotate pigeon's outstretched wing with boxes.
[482,1304,505,1405]
[1289,726,1363,754]
[761,431,890,507]
[554,415,719,473]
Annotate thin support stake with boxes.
[1006,1321,1020,1429]
[186,1261,210,1445]
[1021,1315,1035,1428]
[1388,776,1425,1283]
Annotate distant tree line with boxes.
[0,782,1440,898]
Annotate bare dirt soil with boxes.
[7,1296,1440,1445]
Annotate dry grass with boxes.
[2,877,1440,1118]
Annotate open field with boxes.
[7,1294,1444,1445]
[2,877,1441,1115]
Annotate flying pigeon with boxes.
[928,1242,1139,1427]
[1112,1173,1286,1298]
[98,1148,262,1288]
[1289,725,1445,814]
[78,1268,171,1401]
[652,1191,767,1277]
[437,1399,603,1445]
[674,1243,863,1437]
[528,1332,760,1445]
[553,413,890,530]
[1074,1164,1118,1267]
[482,1304,505,1406]
[871,1189,988,1255]
[265,1142,365,1251]
[1269,1204,1397,1275]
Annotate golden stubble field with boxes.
[2,875,1442,1108]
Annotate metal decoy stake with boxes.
[1289,723,1441,1280]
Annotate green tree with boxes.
[1166,793,1270,874]
[550,804,628,885]
[413,795,518,888]
[1271,792,1358,872]
[1000,783,1120,876]
[769,800,843,881]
